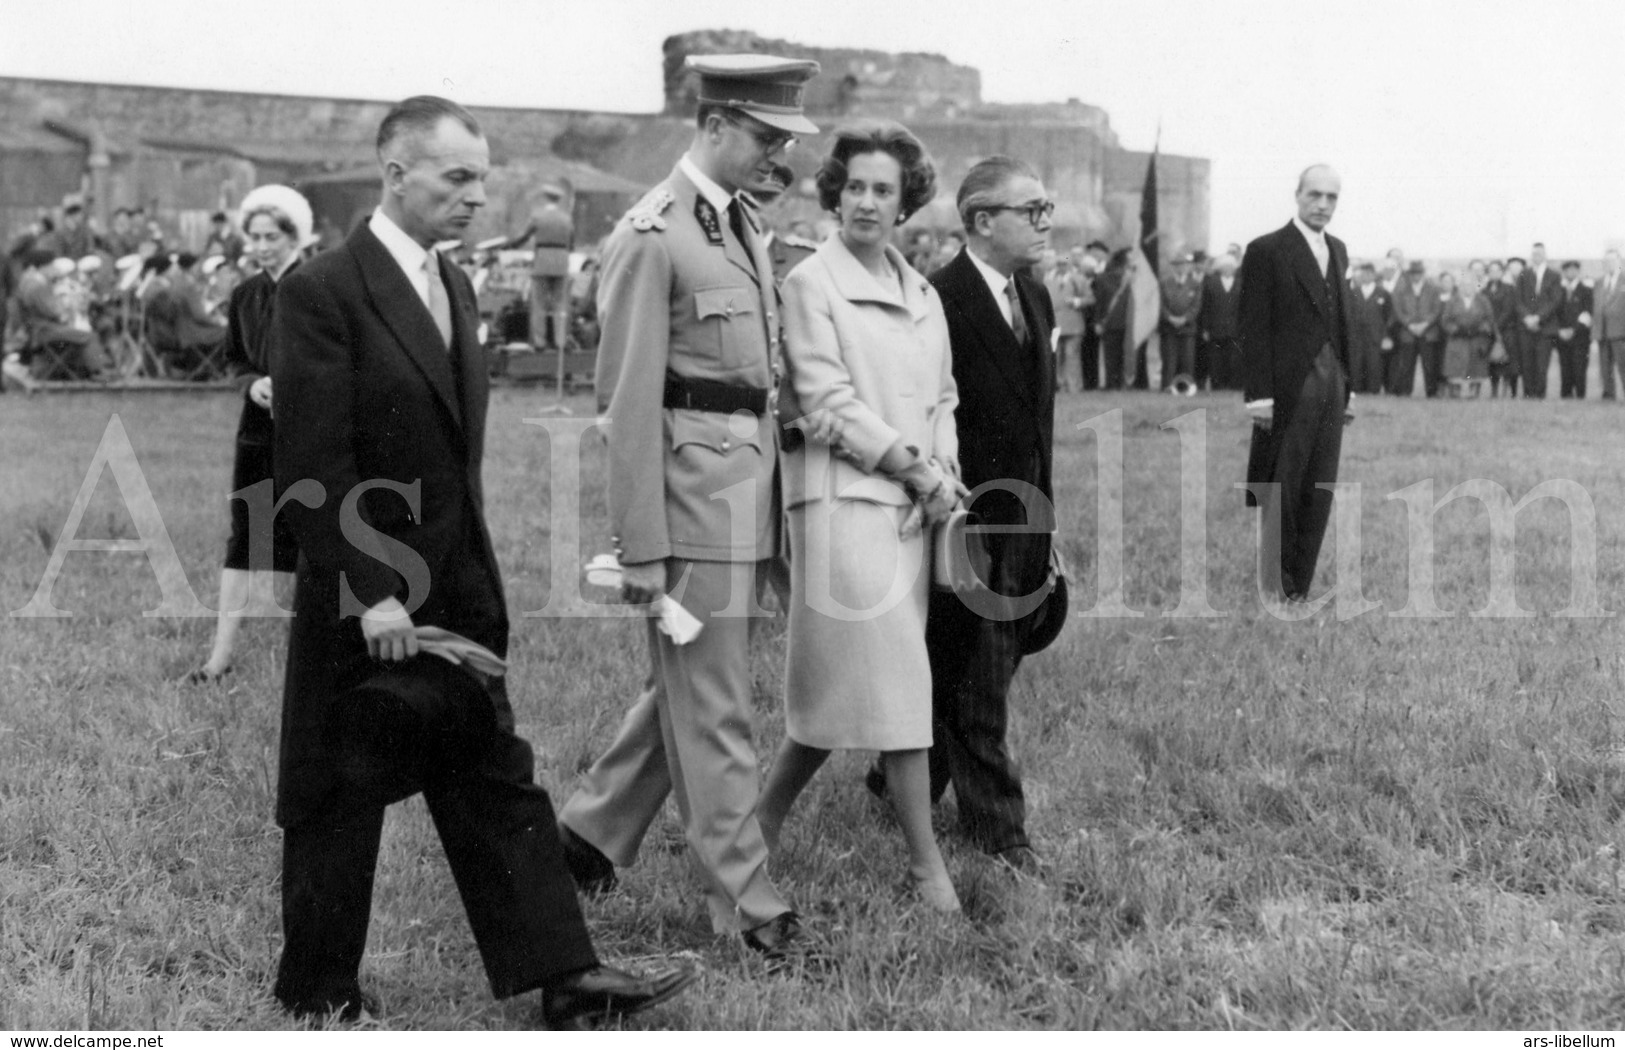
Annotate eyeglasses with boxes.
[985,200,1056,227]
[725,117,797,155]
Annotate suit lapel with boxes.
[349,224,463,432]
[1283,223,1331,323]
[942,250,1039,416]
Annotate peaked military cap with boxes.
[687,53,820,135]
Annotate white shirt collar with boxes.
[1291,215,1327,250]
[679,154,736,216]
[966,246,1016,325]
[369,207,431,295]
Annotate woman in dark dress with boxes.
[191,185,313,682]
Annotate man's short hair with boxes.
[112,207,131,219]
[1532,241,1545,249]
[376,95,483,162]
[1506,256,1527,268]
[814,119,937,222]
[1562,260,1581,271]
[1086,239,1110,254]
[211,211,228,224]
[1355,261,1376,273]
[1295,164,1334,193]
[956,155,1040,230]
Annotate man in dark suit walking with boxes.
[269,96,691,1025]
[1241,164,1352,602]
[878,156,1058,873]
[1516,242,1563,398]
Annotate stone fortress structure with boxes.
[0,28,1208,258]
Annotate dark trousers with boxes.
[1261,345,1345,600]
[1206,336,1241,389]
[1080,324,1101,390]
[1558,335,1589,398]
[1160,332,1196,388]
[1102,328,1128,389]
[275,676,597,1013]
[1420,336,1445,397]
[1385,335,1418,395]
[1601,338,1625,398]
[1524,333,1554,397]
[925,587,1032,854]
[1348,341,1383,394]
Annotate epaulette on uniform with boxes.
[627,188,676,232]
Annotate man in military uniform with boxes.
[557,55,819,960]
[507,182,574,349]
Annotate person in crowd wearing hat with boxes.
[752,118,966,912]
[266,95,694,1024]
[1346,261,1393,395]
[751,162,818,286]
[1076,241,1109,390]
[1516,242,1563,398]
[1199,250,1243,390]
[865,154,1060,877]
[1046,249,1087,392]
[1094,247,1133,390]
[556,55,821,961]
[1387,259,1438,396]
[1241,164,1352,603]
[1159,251,1203,391]
[1595,249,1625,401]
[189,185,316,684]
[1554,259,1593,399]
[203,210,245,262]
[1482,258,1521,397]
[506,182,574,351]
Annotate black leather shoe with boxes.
[559,824,617,896]
[542,964,696,1027]
[993,844,1044,877]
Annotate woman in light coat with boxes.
[756,120,966,911]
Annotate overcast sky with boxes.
[5,0,1623,259]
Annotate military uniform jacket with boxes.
[595,163,781,565]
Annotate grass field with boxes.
[3,386,1625,1030]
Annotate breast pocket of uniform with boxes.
[693,286,761,369]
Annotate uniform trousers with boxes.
[559,558,788,934]
[1260,343,1346,601]
[529,274,569,350]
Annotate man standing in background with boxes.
[1554,260,1593,399]
[1199,250,1242,389]
[508,182,574,350]
[1516,242,1562,398]
[1159,251,1202,390]
[1593,250,1625,400]
[1241,164,1352,603]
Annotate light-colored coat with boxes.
[780,236,959,511]
[595,164,781,565]
[778,235,958,751]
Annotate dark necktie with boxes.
[727,198,756,275]
[1004,277,1028,346]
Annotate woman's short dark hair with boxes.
[814,120,937,224]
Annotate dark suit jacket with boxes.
[1348,283,1393,355]
[932,248,1056,596]
[1199,272,1241,340]
[1239,221,1351,504]
[1555,281,1594,343]
[270,222,507,829]
[1516,267,1563,333]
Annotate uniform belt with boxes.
[663,373,771,415]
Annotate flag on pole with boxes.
[1128,139,1162,360]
